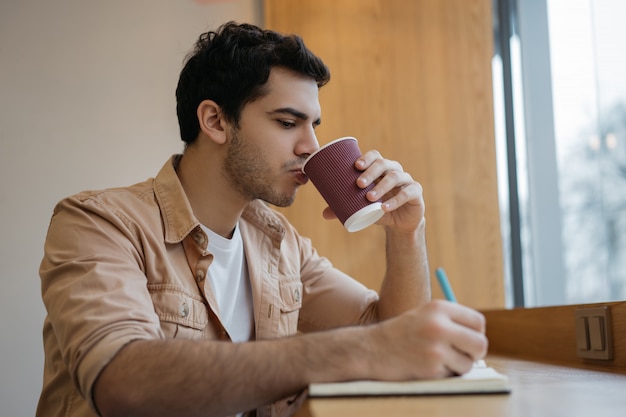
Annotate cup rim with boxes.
[302,136,358,174]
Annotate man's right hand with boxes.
[362,299,488,380]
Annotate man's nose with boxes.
[297,128,319,158]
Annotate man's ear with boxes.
[197,100,228,144]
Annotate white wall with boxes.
[0,1,262,414]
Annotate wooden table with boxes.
[293,356,626,417]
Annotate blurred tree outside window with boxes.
[549,0,626,303]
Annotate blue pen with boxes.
[435,267,457,303]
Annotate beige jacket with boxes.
[38,155,379,417]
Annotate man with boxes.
[38,22,487,417]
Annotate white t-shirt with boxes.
[201,223,254,343]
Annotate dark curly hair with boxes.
[176,21,331,144]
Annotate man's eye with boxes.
[278,120,296,128]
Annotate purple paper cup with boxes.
[303,137,384,232]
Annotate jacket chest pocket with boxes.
[149,285,210,340]
[278,278,303,335]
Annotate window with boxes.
[494,0,626,307]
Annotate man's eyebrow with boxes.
[268,107,322,125]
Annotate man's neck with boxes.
[176,145,247,238]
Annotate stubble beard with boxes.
[223,128,297,208]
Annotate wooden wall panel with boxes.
[484,302,626,372]
[265,0,504,308]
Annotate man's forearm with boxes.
[95,289,489,417]
[94,326,371,417]
[377,217,430,319]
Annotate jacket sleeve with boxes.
[274,217,380,333]
[40,192,163,409]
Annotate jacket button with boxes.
[193,232,206,245]
[195,269,205,281]
[180,303,190,318]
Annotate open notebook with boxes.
[308,360,511,397]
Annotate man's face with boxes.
[222,67,322,207]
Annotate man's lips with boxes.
[291,169,309,185]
